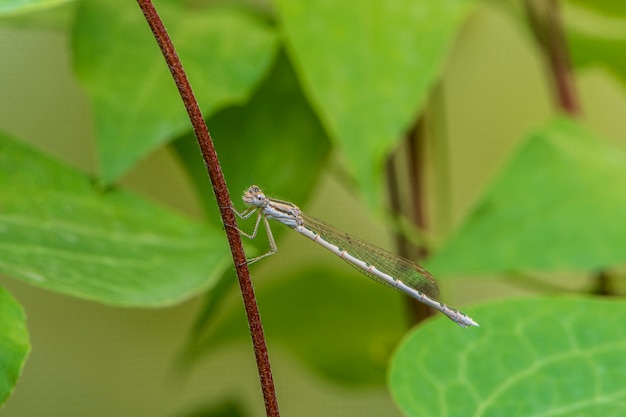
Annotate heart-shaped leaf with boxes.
[390,296,626,417]
[427,118,626,276]
[274,0,476,208]
[73,0,278,183]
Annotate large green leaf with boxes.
[73,0,278,183]
[0,132,230,306]
[390,296,626,417]
[187,266,411,386]
[427,118,626,276]
[0,287,29,409]
[274,0,476,208]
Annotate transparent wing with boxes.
[301,213,440,299]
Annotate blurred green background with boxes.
[2,0,626,416]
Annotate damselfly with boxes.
[234,185,478,328]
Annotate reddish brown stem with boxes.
[385,117,433,324]
[525,2,617,295]
[405,119,435,322]
[525,0,580,115]
[135,1,279,416]
[406,122,427,260]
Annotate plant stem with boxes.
[525,1,617,295]
[405,119,434,322]
[525,0,580,115]
[385,117,433,324]
[135,1,280,416]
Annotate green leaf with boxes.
[566,11,626,89]
[173,49,331,221]
[274,0,475,208]
[188,266,409,386]
[73,0,278,183]
[426,117,626,276]
[0,131,231,306]
[0,0,71,17]
[390,296,626,417]
[0,287,29,409]
[566,0,626,17]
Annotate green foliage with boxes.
[189,266,409,386]
[274,0,476,208]
[567,21,626,90]
[73,0,278,183]
[2,0,626,415]
[0,287,29,409]
[390,297,626,417]
[566,0,626,17]
[494,0,626,90]
[173,50,331,221]
[0,131,230,306]
[427,118,626,276]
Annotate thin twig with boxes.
[135,1,279,416]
